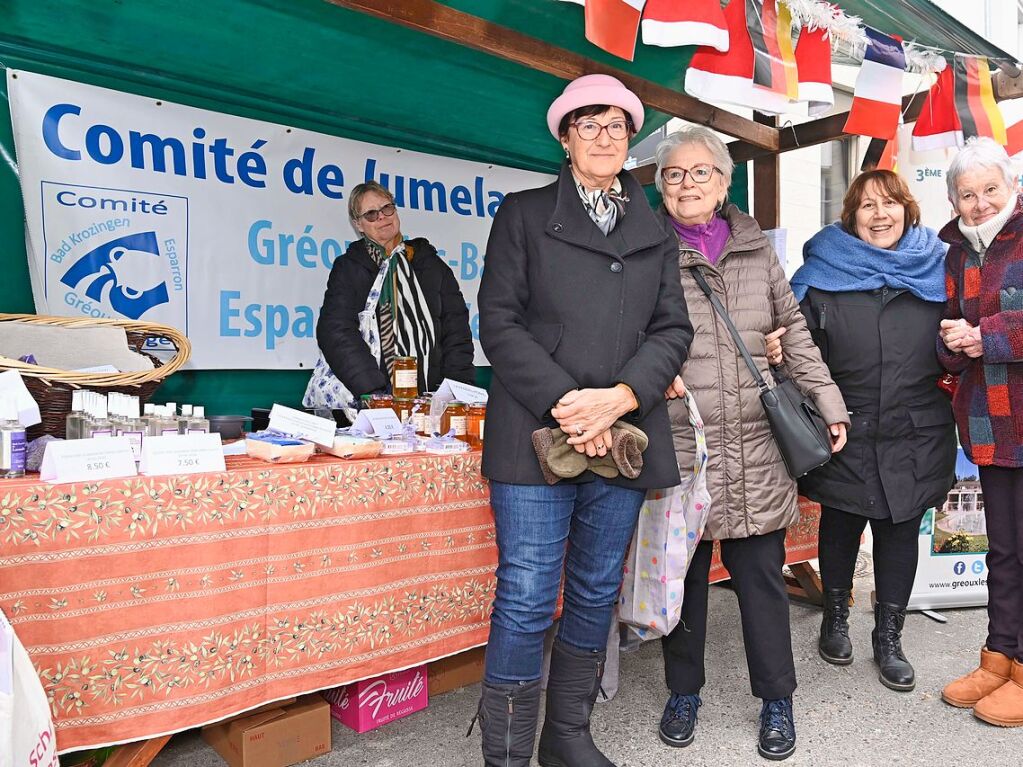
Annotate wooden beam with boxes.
[752,112,780,230]
[728,91,929,164]
[103,736,172,767]
[326,0,779,150]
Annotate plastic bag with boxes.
[1,609,58,767]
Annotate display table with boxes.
[0,452,822,756]
[0,452,494,753]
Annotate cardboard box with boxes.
[202,696,330,767]
[321,666,428,733]
[427,647,486,696]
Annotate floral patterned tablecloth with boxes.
[0,452,495,753]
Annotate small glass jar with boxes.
[441,400,469,441]
[394,397,414,424]
[412,395,432,435]
[467,402,487,448]
[392,356,419,400]
[369,393,394,410]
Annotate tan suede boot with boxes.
[941,647,1013,708]
[974,659,1023,727]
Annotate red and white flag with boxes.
[1000,98,1023,157]
[911,67,963,151]
[564,0,647,61]
[843,28,907,140]
[641,0,729,51]
[794,24,834,116]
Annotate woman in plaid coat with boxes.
[938,137,1023,727]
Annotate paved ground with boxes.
[153,562,1021,767]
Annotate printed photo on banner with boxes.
[8,69,553,369]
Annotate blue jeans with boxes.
[484,478,645,684]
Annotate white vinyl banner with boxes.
[908,448,989,611]
[8,70,552,368]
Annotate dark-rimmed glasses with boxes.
[570,119,631,141]
[660,165,720,186]
[358,203,397,222]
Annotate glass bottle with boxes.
[188,405,210,434]
[392,356,418,399]
[442,401,469,441]
[117,396,146,461]
[468,402,487,448]
[87,397,113,438]
[178,404,194,434]
[393,397,414,425]
[412,395,432,435]
[160,405,180,437]
[0,395,26,478]
[66,389,85,440]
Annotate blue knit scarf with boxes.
[791,223,948,303]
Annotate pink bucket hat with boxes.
[546,74,645,140]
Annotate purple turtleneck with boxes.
[671,215,729,264]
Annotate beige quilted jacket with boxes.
[666,205,848,540]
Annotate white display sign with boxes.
[351,408,403,438]
[139,432,226,476]
[267,403,336,446]
[7,70,551,369]
[39,436,137,484]
[908,448,988,611]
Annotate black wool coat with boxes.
[315,237,476,397]
[479,163,694,488]
[798,287,956,522]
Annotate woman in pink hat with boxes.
[473,74,693,766]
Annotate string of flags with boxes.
[557,0,1022,151]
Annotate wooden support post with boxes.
[327,0,779,150]
[102,736,172,767]
[784,562,824,606]
[752,112,780,231]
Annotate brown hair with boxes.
[840,170,921,234]
[557,104,635,139]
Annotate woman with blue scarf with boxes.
[792,170,956,693]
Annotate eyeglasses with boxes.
[570,119,631,141]
[661,165,720,186]
[357,203,397,222]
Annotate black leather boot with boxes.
[758,696,796,761]
[537,639,616,767]
[872,602,915,691]
[818,588,853,665]
[470,678,542,767]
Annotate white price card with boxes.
[267,404,336,447]
[139,433,226,476]
[433,378,488,407]
[39,436,137,484]
[352,408,403,438]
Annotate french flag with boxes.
[843,28,906,140]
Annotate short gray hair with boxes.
[347,181,394,230]
[946,136,1018,200]
[653,126,734,194]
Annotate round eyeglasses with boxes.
[570,119,631,141]
[661,165,720,186]
[358,203,397,222]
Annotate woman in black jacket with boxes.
[791,170,955,693]
[474,75,692,767]
[315,181,475,400]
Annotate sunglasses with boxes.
[358,203,397,222]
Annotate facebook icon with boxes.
[954,561,967,575]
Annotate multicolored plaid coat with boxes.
[938,199,1023,466]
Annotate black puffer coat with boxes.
[798,287,956,522]
[316,237,476,396]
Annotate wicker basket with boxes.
[0,314,191,438]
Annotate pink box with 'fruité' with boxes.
[320,665,428,733]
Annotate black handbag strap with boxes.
[689,267,770,394]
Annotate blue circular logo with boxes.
[953,561,966,575]
[972,560,985,575]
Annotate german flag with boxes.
[954,55,1008,145]
[747,0,798,100]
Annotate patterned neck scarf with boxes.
[575,174,628,235]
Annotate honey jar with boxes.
[441,400,468,441]
[394,398,414,424]
[368,393,394,410]
[412,395,432,435]
[392,356,419,399]
[467,402,487,448]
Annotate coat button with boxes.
[552,223,563,232]
[610,261,623,273]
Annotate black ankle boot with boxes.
[872,602,915,692]
[537,639,616,767]
[818,588,853,665]
[658,692,701,747]
[471,678,542,767]
[758,696,796,761]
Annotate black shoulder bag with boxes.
[690,267,833,478]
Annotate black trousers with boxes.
[817,505,924,607]
[661,528,796,700]
[978,466,1023,662]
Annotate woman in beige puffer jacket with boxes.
[653,127,849,763]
